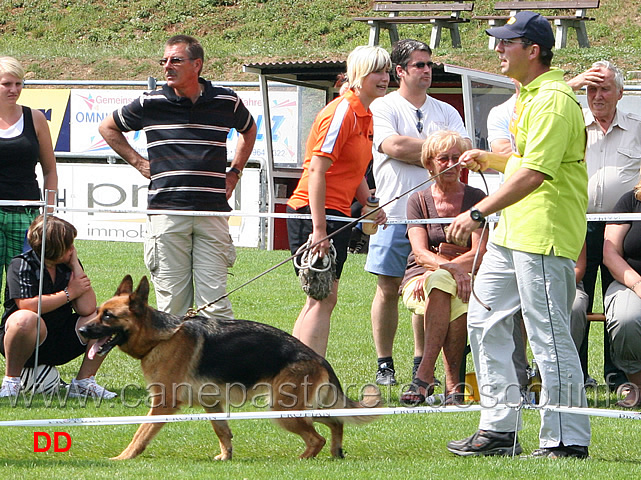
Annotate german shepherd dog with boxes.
[79,275,380,461]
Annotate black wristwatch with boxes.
[469,207,485,224]
[228,167,243,178]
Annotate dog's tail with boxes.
[337,383,382,425]
[315,363,381,425]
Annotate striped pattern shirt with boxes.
[2,249,74,331]
[113,79,254,211]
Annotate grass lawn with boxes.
[0,241,639,479]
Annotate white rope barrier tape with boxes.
[54,206,355,222]
[1,403,640,428]
[0,405,488,427]
[52,205,641,225]
[586,213,641,222]
[526,404,641,421]
[3,200,641,224]
[53,205,481,225]
[0,200,46,207]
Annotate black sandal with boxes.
[400,378,434,406]
[444,392,465,406]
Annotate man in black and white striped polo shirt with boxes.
[99,35,257,319]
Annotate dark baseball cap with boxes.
[486,11,554,50]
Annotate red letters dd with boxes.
[33,432,72,452]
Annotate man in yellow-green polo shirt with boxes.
[445,11,591,459]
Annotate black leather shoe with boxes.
[447,430,522,456]
[529,445,588,459]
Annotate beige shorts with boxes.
[401,268,468,321]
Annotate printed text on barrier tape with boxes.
[1,404,640,428]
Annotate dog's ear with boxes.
[116,275,134,296]
[129,276,150,315]
[134,276,150,302]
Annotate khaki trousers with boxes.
[144,214,236,319]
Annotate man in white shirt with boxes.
[487,80,518,156]
[567,60,641,391]
[366,39,469,386]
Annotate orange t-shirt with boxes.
[287,89,373,216]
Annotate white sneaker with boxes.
[0,378,21,397]
[67,376,117,399]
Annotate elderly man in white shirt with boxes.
[567,60,641,391]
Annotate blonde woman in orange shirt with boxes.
[287,46,391,356]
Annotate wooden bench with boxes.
[474,0,600,49]
[353,1,475,49]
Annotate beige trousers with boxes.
[144,214,236,319]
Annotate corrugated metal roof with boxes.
[243,60,346,85]
[243,60,462,87]
[244,59,345,68]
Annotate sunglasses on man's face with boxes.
[407,61,434,70]
[158,57,190,66]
